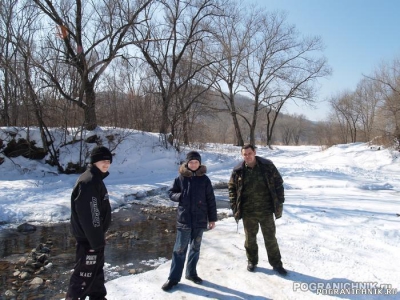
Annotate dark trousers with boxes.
[242,212,282,268]
[66,242,106,300]
[168,228,204,281]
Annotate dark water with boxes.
[0,193,230,300]
[0,203,178,300]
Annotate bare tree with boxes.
[280,119,294,145]
[292,114,307,145]
[243,11,331,147]
[32,0,152,130]
[209,1,257,146]
[0,0,24,126]
[97,58,154,130]
[368,59,400,145]
[132,0,225,147]
[330,91,360,143]
[354,78,381,141]
[313,117,340,147]
[169,45,217,147]
[0,1,66,167]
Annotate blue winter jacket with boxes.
[169,164,217,229]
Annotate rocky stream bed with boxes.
[0,192,230,300]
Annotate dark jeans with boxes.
[66,242,106,300]
[168,228,204,282]
[242,212,282,268]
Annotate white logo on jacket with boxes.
[90,197,100,227]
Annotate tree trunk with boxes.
[265,107,281,149]
[182,113,190,145]
[249,98,259,146]
[158,99,171,148]
[83,82,97,130]
[3,70,10,126]
[231,111,244,146]
[159,97,170,134]
[228,91,244,146]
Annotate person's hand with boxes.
[234,211,240,221]
[208,222,216,230]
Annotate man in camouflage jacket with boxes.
[228,144,287,275]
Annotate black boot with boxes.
[273,266,288,276]
[185,275,203,284]
[247,262,257,272]
[161,280,178,291]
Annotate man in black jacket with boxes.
[66,146,113,300]
[162,151,217,291]
[228,144,287,276]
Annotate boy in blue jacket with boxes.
[162,151,217,291]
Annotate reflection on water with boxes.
[104,206,177,274]
[0,221,75,258]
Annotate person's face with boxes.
[187,160,200,171]
[241,148,256,165]
[94,160,111,173]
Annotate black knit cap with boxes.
[90,146,113,164]
[186,151,201,164]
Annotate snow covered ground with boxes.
[0,127,399,299]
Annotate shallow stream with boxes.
[0,189,230,299]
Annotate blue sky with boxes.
[248,0,400,121]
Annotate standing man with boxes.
[228,144,287,275]
[66,146,113,300]
[162,151,217,291]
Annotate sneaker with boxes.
[185,275,203,284]
[161,280,178,291]
[247,262,257,272]
[273,266,288,276]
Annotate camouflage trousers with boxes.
[242,212,282,268]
